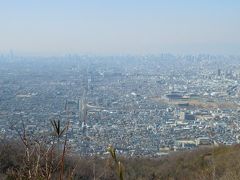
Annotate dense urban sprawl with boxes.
[1,54,240,156]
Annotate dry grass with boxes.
[1,138,240,180]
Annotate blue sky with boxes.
[0,0,239,55]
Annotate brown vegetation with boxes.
[1,137,240,180]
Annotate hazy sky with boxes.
[0,0,240,55]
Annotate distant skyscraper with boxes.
[217,69,221,76]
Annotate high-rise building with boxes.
[217,69,221,76]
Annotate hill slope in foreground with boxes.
[1,140,240,180]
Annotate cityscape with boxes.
[1,1,240,179]
[1,54,240,157]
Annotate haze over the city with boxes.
[0,0,240,55]
[2,2,240,179]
